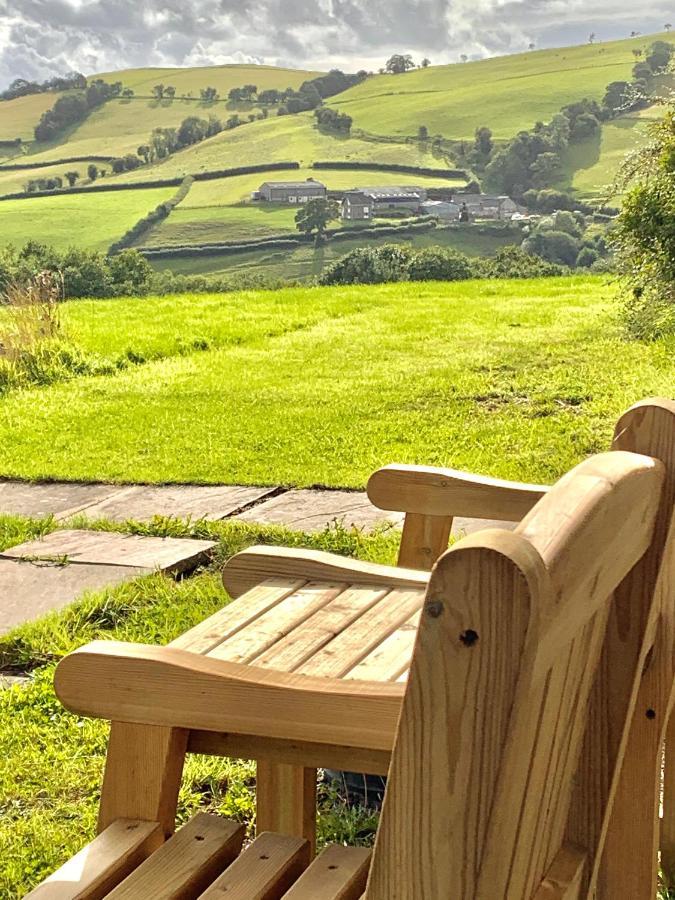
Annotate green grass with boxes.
[330,32,671,139]
[0,160,106,197]
[151,224,521,276]
[0,93,64,143]
[0,515,394,897]
[0,186,175,252]
[0,277,673,488]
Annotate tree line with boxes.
[33,79,124,142]
[0,71,87,101]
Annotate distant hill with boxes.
[329,32,673,139]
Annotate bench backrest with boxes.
[366,449,666,898]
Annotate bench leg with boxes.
[98,722,188,837]
[256,761,317,854]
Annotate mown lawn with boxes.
[0,276,673,487]
[0,515,395,897]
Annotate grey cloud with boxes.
[0,0,670,88]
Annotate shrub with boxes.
[319,244,413,285]
[523,230,581,267]
[478,245,565,278]
[407,247,474,281]
[576,247,599,268]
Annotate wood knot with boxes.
[425,599,444,618]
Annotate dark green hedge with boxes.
[312,160,467,179]
[0,155,114,172]
[108,177,195,254]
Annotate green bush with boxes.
[576,247,599,268]
[407,247,473,281]
[478,245,565,278]
[523,229,581,267]
[319,244,413,285]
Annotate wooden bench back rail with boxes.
[366,450,664,899]
[367,464,549,569]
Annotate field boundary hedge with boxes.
[0,155,115,172]
[312,160,467,179]
[108,176,195,254]
[138,218,438,258]
[0,161,301,202]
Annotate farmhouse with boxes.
[457,193,520,220]
[253,178,327,204]
[342,185,428,220]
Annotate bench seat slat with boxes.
[281,844,371,899]
[106,813,244,899]
[343,610,421,682]
[197,831,310,899]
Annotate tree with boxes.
[63,170,79,187]
[460,54,468,63]
[589,32,596,43]
[87,163,98,181]
[152,84,165,100]
[121,87,134,99]
[666,24,672,32]
[137,144,151,163]
[528,42,536,51]
[201,86,219,102]
[421,58,431,68]
[385,54,415,74]
[295,198,340,245]
[418,125,429,141]
[164,86,176,100]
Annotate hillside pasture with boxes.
[0,93,64,142]
[0,277,672,487]
[0,159,107,197]
[330,32,671,139]
[0,186,175,252]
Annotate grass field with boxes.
[0,277,673,488]
[0,159,105,197]
[0,92,64,142]
[0,186,174,251]
[150,223,522,275]
[330,32,671,139]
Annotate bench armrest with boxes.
[367,464,548,521]
[222,545,428,598]
[55,640,403,752]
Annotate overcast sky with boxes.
[0,0,671,88]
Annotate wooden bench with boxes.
[25,398,675,899]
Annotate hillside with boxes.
[329,32,672,139]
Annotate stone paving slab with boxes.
[0,481,120,520]
[0,558,148,634]
[235,489,404,532]
[0,673,30,689]
[76,484,277,523]
[2,529,216,575]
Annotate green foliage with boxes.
[614,103,675,338]
[478,245,565,278]
[385,54,416,75]
[314,107,352,134]
[108,176,194,253]
[318,243,414,284]
[407,246,474,281]
[294,197,340,243]
[34,80,122,142]
[523,229,582,266]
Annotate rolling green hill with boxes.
[329,32,672,139]
[0,92,64,143]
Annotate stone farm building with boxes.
[458,194,520,220]
[253,179,327,204]
[342,186,428,220]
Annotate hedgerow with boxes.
[108,177,194,254]
[312,160,467,179]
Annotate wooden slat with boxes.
[283,844,372,899]
[207,582,346,664]
[106,814,243,899]
[222,546,428,599]
[256,762,317,853]
[344,611,420,682]
[170,578,306,654]
[187,732,392,775]
[197,832,310,899]
[397,512,452,570]
[367,463,548,519]
[24,820,163,900]
[298,589,424,678]
[252,586,390,673]
[532,844,586,900]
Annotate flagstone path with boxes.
[0,478,509,640]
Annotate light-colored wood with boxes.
[207,582,346,664]
[24,820,163,899]
[98,723,188,836]
[256,762,317,853]
[344,611,420,682]
[55,641,403,752]
[170,579,306,654]
[282,844,371,899]
[396,511,452,570]
[222,546,428,599]
[593,398,675,898]
[532,844,586,900]
[106,813,244,898]
[367,462,548,519]
[662,698,675,886]
[197,831,310,899]
[366,451,664,899]
[298,588,424,678]
[251,586,389,672]
[186,732,391,776]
